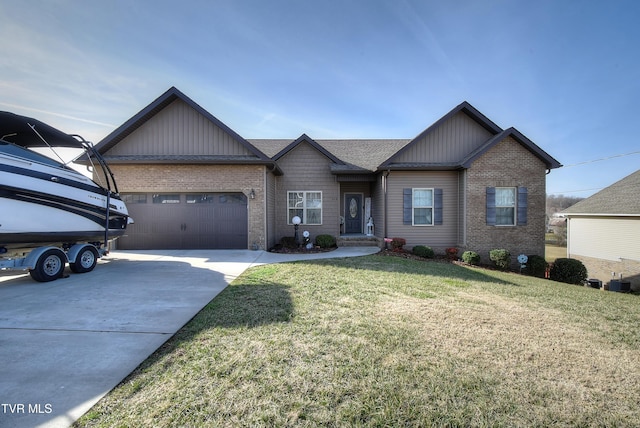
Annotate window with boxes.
[495,187,516,225]
[152,194,180,204]
[288,191,322,225]
[412,188,434,226]
[122,194,147,204]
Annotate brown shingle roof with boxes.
[563,169,640,216]
[249,138,410,172]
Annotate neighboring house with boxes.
[92,87,561,265]
[563,169,640,290]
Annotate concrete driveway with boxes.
[0,247,379,428]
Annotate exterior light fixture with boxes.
[292,215,301,245]
[249,189,256,199]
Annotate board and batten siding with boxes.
[105,99,254,157]
[568,217,640,262]
[391,112,494,164]
[274,142,340,241]
[386,171,459,249]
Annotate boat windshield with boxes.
[0,140,74,170]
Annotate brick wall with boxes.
[107,163,268,249]
[571,254,640,291]
[464,136,547,267]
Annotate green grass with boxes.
[76,255,640,427]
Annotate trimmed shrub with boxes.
[412,245,434,258]
[315,234,336,248]
[445,247,459,260]
[390,237,406,252]
[490,249,511,270]
[462,251,480,265]
[524,255,548,278]
[280,236,297,249]
[549,258,588,285]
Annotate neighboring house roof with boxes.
[563,169,640,216]
[93,86,273,164]
[461,127,562,170]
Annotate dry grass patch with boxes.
[76,256,640,427]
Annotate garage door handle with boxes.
[180,223,187,231]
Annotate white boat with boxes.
[0,111,131,257]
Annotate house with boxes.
[93,87,561,265]
[563,169,640,290]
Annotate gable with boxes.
[103,98,255,157]
[390,111,495,165]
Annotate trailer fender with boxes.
[24,246,69,270]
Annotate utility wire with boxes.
[562,150,640,167]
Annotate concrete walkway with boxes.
[0,247,379,428]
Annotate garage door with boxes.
[117,193,248,249]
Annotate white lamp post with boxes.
[292,215,301,245]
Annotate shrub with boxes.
[280,236,298,249]
[461,251,480,265]
[412,245,434,258]
[489,249,511,270]
[315,234,336,248]
[390,237,406,252]
[549,258,588,285]
[445,247,459,260]
[524,255,548,278]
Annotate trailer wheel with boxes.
[70,245,99,273]
[30,249,67,282]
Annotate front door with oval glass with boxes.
[344,193,363,234]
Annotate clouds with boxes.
[1,0,639,195]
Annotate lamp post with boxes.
[292,215,301,245]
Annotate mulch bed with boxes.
[268,245,337,254]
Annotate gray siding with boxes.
[393,112,494,164]
[372,174,386,238]
[386,171,459,249]
[105,99,254,157]
[275,142,340,242]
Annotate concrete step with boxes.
[337,235,382,247]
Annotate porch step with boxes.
[337,235,382,247]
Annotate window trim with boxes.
[287,191,323,225]
[412,188,434,226]
[495,187,516,226]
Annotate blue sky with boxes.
[1,0,639,198]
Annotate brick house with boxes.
[94,87,561,263]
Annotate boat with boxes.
[0,111,131,257]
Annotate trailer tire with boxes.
[70,245,99,273]
[30,248,67,282]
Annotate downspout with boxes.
[383,169,390,241]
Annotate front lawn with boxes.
[77,255,640,427]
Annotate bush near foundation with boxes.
[490,249,511,270]
[315,234,336,248]
[549,258,588,285]
[412,245,434,258]
[524,255,548,278]
[461,251,480,265]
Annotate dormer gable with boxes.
[379,101,502,169]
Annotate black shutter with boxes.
[517,187,528,225]
[403,188,412,225]
[434,188,443,225]
[486,187,496,225]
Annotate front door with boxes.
[344,194,363,234]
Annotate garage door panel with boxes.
[118,193,247,250]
